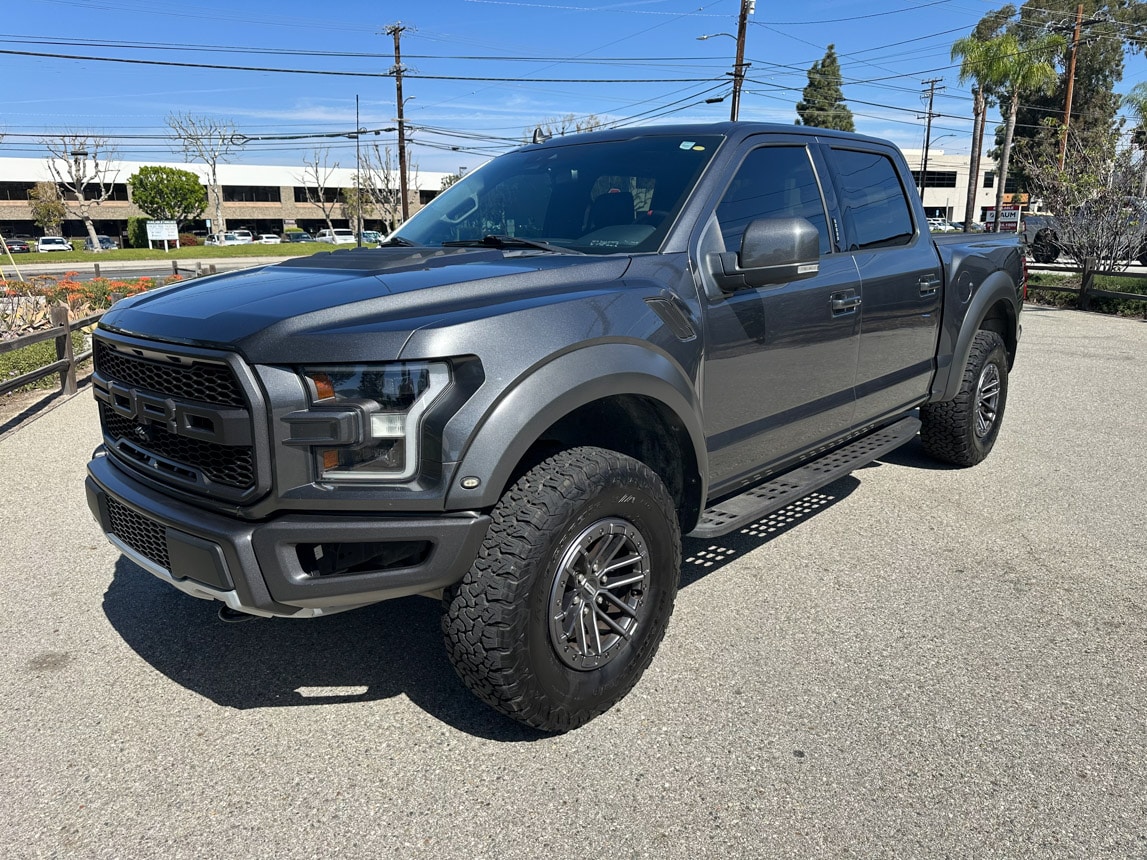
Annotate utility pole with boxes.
[918,78,944,203]
[386,22,410,223]
[1059,4,1085,170]
[729,0,754,122]
[355,94,363,247]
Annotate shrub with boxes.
[178,233,200,247]
[127,217,149,249]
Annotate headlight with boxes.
[289,361,450,482]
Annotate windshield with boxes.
[393,133,723,255]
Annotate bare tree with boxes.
[357,143,422,231]
[1017,134,1147,271]
[42,134,121,252]
[297,148,342,232]
[166,112,237,233]
[524,113,603,143]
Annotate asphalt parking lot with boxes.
[2,306,1145,859]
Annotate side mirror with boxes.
[707,216,820,291]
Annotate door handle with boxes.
[918,275,941,296]
[831,294,862,313]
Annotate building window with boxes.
[0,182,32,201]
[223,185,281,203]
[293,186,342,204]
[74,183,129,201]
[981,171,1017,192]
[909,170,958,189]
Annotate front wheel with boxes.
[920,330,1009,467]
[442,447,681,732]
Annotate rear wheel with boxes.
[442,447,680,732]
[920,330,1009,467]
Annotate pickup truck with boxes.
[85,123,1024,732]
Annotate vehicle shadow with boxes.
[102,474,864,739]
[101,557,547,742]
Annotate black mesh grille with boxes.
[101,405,255,489]
[94,340,245,407]
[106,495,170,571]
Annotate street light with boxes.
[696,1,753,121]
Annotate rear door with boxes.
[695,139,861,493]
[822,144,943,424]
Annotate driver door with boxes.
[697,141,862,494]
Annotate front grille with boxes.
[93,335,262,500]
[101,405,255,489]
[106,495,171,571]
[94,340,245,407]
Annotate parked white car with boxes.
[205,232,245,246]
[230,229,254,244]
[258,234,281,244]
[36,236,73,252]
[315,228,356,245]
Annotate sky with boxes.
[3,0,1146,175]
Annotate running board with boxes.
[688,416,920,539]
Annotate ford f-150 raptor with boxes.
[86,123,1024,731]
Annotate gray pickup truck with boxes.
[86,123,1024,731]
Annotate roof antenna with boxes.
[532,127,551,145]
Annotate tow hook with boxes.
[218,605,259,623]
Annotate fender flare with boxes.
[933,271,1020,403]
[444,342,706,510]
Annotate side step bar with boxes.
[687,416,920,539]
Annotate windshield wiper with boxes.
[442,235,583,254]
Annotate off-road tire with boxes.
[920,330,1009,467]
[442,447,680,732]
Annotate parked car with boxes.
[230,229,254,244]
[36,236,73,252]
[283,232,314,243]
[205,232,245,246]
[2,237,30,253]
[926,217,957,233]
[258,234,281,244]
[315,228,356,245]
[83,235,119,251]
[361,230,383,244]
[1021,215,1060,263]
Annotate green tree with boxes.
[1004,1,1147,190]
[951,7,1014,231]
[989,31,1064,229]
[28,181,68,236]
[1123,81,1147,196]
[127,166,207,225]
[795,44,854,131]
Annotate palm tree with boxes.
[1123,82,1147,197]
[952,36,1007,232]
[992,32,1065,229]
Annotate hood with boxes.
[98,247,632,362]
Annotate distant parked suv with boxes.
[283,232,314,243]
[37,236,73,252]
[230,229,254,244]
[84,235,119,251]
[315,228,356,245]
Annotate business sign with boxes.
[984,205,1022,233]
[145,220,179,241]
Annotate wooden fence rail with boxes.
[0,307,105,398]
[1028,258,1147,312]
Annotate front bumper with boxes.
[86,455,491,618]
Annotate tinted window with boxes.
[715,146,831,255]
[831,149,914,250]
[394,134,722,255]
